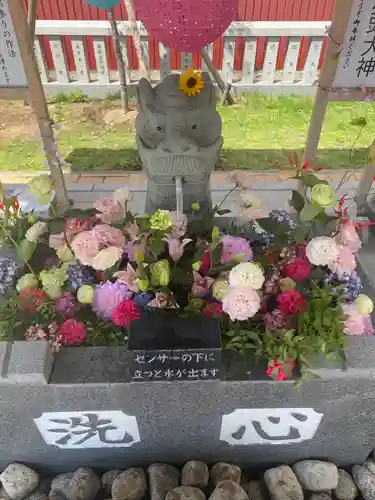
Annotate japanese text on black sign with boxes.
[0,0,27,87]
[132,351,220,381]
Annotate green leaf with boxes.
[17,239,36,261]
[300,202,322,222]
[211,226,220,247]
[301,173,328,187]
[291,190,305,212]
[292,223,307,244]
[150,235,165,257]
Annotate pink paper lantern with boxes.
[136,0,237,52]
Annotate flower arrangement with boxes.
[0,163,372,381]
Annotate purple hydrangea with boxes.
[92,280,133,319]
[56,292,77,317]
[220,235,253,264]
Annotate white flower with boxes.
[239,191,261,209]
[306,237,339,267]
[228,262,265,290]
[113,187,133,207]
[91,246,123,271]
[25,221,47,242]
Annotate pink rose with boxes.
[93,224,126,248]
[71,230,101,266]
[222,286,261,321]
[335,221,362,254]
[93,197,122,223]
[343,304,374,336]
[328,245,356,279]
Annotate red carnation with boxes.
[19,288,48,312]
[199,249,211,275]
[277,290,306,315]
[203,301,223,319]
[59,319,87,346]
[112,299,140,328]
[283,258,311,281]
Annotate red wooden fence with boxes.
[28,0,335,75]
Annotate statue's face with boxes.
[135,75,223,179]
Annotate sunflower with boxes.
[179,68,204,96]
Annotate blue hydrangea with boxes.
[269,210,297,232]
[0,257,22,296]
[323,271,362,302]
[67,263,96,292]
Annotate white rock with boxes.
[0,464,39,500]
[210,463,241,486]
[264,465,303,500]
[334,470,358,500]
[352,465,375,500]
[292,461,338,492]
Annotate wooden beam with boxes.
[200,48,235,105]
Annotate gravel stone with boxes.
[264,465,303,500]
[309,494,331,500]
[65,469,100,500]
[208,480,248,500]
[364,459,375,477]
[210,463,241,486]
[244,481,268,500]
[352,465,375,500]
[334,470,358,500]
[292,461,339,492]
[112,469,147,500]
[181,462,209,489]
[148,464,180,500]
[101,471,123,496]
[166,486,206,500]
[0,464,39,500]
[50,475,73,495]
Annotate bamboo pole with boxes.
[200,48,235,105]
[122,0,150,81]
[107,7,129,113]
[27,0,37,39]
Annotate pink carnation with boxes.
[263,309,289,330]
[335,221,362,254]
[343,304,374,336]
[71,230,101,266]
[59,319,87,346]
[93,224,126,248]
[220,235,253,264]
[93,197,122,224]
[328,245,356,279]
[93,280,133,319]
[222,286,261,321]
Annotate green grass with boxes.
[1,93,374,172]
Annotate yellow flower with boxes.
[16,274,39,292]
[279,277,296,292]
[77,285,94,304]
[192,261,201,271]
[212,278,229,301]
[191,202,201,212]
[179,69,204,97]
[311,183,336,208]
[149,209,173,231]
[56,244,75,263]
[355,294,374,315]
[91,246,123,271]
[150,260,170,287]
[137,278,149,292]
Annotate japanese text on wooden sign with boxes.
[131,350,220,381]
[334,0,375,87]
[0,0,27,87]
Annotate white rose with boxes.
[25,221,47,242]
[228,262,265,290]
[113,187,133,207]
[91,246,123,271]
[306,237,339,266]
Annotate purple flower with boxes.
[125,241,145,262]
[220,235,253,264]
[263,309,289,330]
[93,280,133,319]
[56,292,77,317]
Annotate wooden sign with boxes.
[0,0,69,212]
[0,0,28,89]
[334,0,375,88]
